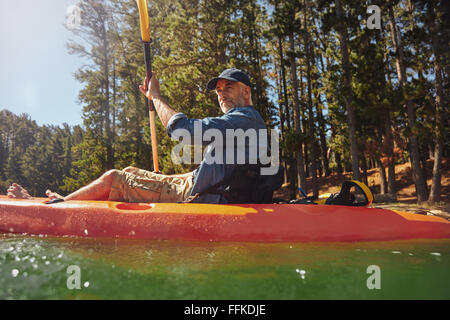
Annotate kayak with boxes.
[0,196,449,242]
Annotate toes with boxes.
[7,190,21,199]
[6,185,32,199]
[45,190,55,199]
[46,190,62,200]
[10,183,25,192]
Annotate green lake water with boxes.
[1,233,449,300]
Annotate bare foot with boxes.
[7,183,33,199]
[45,190,64,200]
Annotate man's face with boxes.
[215,79,246,113]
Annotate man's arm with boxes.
[150,95,178,128]
[139,73,177,128]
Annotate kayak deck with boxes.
[0,197,449,242]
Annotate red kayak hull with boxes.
[0,197,449,242]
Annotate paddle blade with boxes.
[136,0,150,42]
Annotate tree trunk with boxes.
[316,52,331,177]
[427,2,445,203]
[387,0,428,202]
[275,63,287,185]
[334,0,361,182]
[278,36,291,131]
[275,66,285,138]
[314,83,330,177]
[380,24,397,194]
[335,153,343,176]
[318,110,330,177]
[383,110,397,194]
[278,34,297,197]
[430,140,443,203]
[377,158,388,195]
[299,65,309,179]
[361,154,369,187]
[101,18,114,171]
[112,59,117,140]
[288,32,307,193]
[303,1,318,197]
[248,4,265,118]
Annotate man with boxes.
[7,68,279,203]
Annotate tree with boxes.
[301,0,319,196]
[334,0,361,181]
[67,0,118,173]
[386,0,428,201]
[425,0,447,203]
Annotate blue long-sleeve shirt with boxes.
[166,106,268,203]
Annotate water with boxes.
[1,233,449,300]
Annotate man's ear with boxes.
[244,85,251,98]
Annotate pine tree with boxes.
[386,0,428,201]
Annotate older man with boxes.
[7,68,281,203]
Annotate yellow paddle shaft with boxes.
[149,109,159,172]
[137,0,159,172]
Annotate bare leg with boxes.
[7,173,116,201]
[7,168,192,202]
[41,170,121,201]
[7,172,118,201]
[59,169,120,201]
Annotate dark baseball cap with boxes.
[206,68,251,90]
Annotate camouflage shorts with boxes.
[108,168,193,203]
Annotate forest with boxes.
[0,0,448,203]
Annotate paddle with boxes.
[136,0,159,173]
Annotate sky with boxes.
[0,0,86,126]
